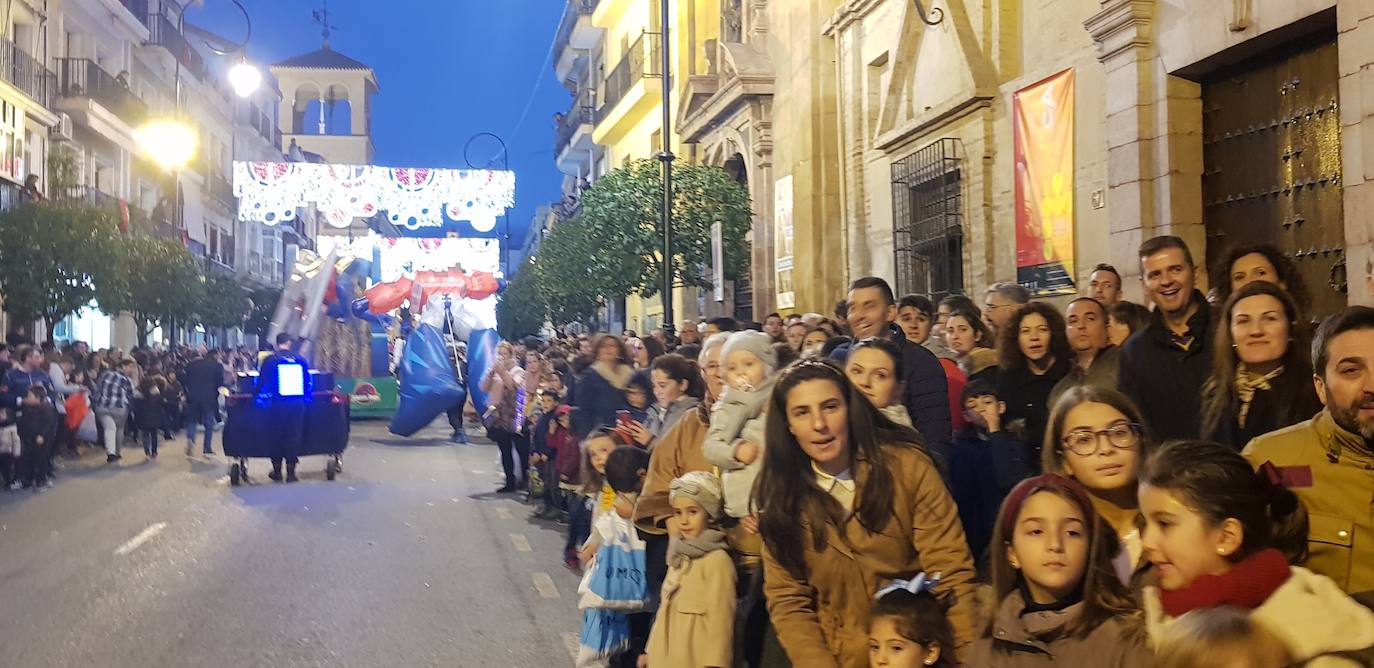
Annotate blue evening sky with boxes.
[196,0,568,252]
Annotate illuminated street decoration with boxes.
[233,161,515,231]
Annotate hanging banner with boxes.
[1013,69,1076,295]
[774,175,795,310]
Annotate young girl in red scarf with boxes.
[1139,440,1374,664]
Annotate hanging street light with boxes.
[228,57,263,98]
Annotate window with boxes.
[891,138,964,298]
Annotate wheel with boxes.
[229,463,241,486]
[325,457,337,481]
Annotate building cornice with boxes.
[1084,0,1155,63]
[824,0,886,37]
[874,94,992,153]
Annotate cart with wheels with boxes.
[222,373,350,486]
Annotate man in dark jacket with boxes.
[832,277,952,460]
[257,333,310,482]
[1118,235,1214,441]
[182,349,224,456]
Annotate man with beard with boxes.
[1244,306,1374,596]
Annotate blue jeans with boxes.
[186,411,216,453]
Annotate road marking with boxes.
[494,507,512,520]
[532,572,560,599]
[115,522,168,556]
[509,533,532,552]
[563,632,580,662]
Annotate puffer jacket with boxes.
[967,590,1152,667]
[762,444,977,667]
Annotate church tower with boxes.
[270,19,378,166]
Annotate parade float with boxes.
[233,161,515,429]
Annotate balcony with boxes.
[145,11,205,80]
[0,38,53,108]
[555,89,597,173]
[594,32,660,144]
[569,0,602,50]
[52,185,119,210]
[54,58,148,131]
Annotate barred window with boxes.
[891,138,964,298]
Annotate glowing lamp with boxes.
[228,60,262,98]
[135,119,198,170]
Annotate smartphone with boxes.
[616,409,632,426]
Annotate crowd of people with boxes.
[486,235,1374,667]
[0,339,261,490]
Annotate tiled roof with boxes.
[274,46,371,71]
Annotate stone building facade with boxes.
[826,0,1373,316]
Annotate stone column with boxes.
[1086,0,1205,300]
[1338,0,1374,304]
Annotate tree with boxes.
[193,273,251,330]
[496,267,546,340]
[532,221,603,326]
[575,159,752,298]
[100,235,205,346]
[0,204,122,340]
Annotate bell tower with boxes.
[270,16,379,165]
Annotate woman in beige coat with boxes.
[755,359,977,668]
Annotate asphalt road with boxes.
[0,419,582,668]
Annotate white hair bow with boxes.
[874,572,941,599]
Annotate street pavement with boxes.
[0,419,583,667]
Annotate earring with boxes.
[1216,547,1228,555]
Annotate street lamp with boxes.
[134,119,199,170]
[136,0,256,166]
[657,0,675,338]
[227,57,263,98]
[464,132,510,274]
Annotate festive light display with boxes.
[232,161,515,231]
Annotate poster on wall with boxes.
[1013,68,1076,296]
[774,175,795,310]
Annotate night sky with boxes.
[196,0,569,253]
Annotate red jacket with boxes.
[550,426,579,482]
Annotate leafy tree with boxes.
[0,204,121,340]
[100,235,205,346]
[575,159,752,298]
[532,221,603,326]
[193,272,252,330]
[496,268,546,340]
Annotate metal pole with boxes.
[657,0,675,337]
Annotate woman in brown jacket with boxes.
[755,358,978,667]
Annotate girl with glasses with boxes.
[1043,385,1154,584]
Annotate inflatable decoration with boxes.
[388,323,466,437]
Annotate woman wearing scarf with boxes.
[1201,281,1321,449]
[571,334,633,437]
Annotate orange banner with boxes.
[1013,69,1076,295]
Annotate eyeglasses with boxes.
[1060,422,1141,456]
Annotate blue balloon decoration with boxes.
[466,328,500,416]
[389,324,466,437]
